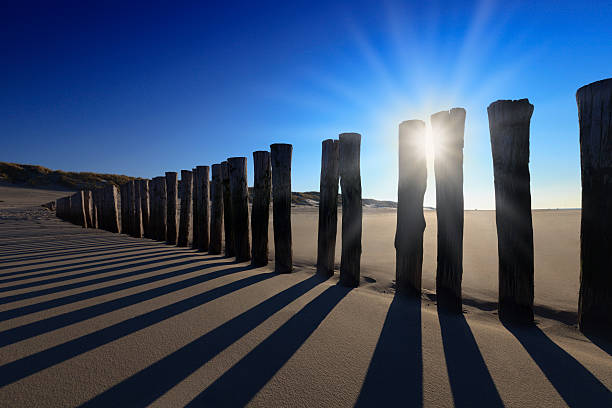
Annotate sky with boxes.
[2,0,611,209]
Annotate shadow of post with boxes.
[503,323,612,407]
[80,275,335,407]
[438,307,504,407]
[184,283,351,407]
[355,294,422,407]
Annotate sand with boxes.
[0,185,610,407]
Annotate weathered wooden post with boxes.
[396,121,427,295]
[339,133,362,287]
[133,180,143,238]
[228,157,250,261]
[192,167,200,249]
[252,151,271,266]
[120,183,129,234]
[196,165,210,251]
[104,184,120,233]
[90,190,99,229]
[316,139,340,276]
[488,99,534,323]
[83,190,93,228]
[432,108,466,313]
[221,161,234,257]
[177,170,193,247]
[149,178,159,239]
[576,78,612,338]
[139,179,151,238]
[156,176,168,241]
[271,144,293,273]
[209,163,224,254]
[70,191,87,227]
[165,172,178,245]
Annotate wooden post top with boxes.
[487,99,533,126]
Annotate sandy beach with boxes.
[0,185,610,407]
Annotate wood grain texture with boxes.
[165,172,178,245]
[316,139,339,277]
[196,165,210,251]
[177,170,193,247]
[252,151,271,266]
[228,157,250,261]
[221,161,234,257]
[209,164,224,254]
[488,98,534,323]
[576,78,612,338]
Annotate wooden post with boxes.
[166,172,178,245]
[432,108,466,313]
[103,184,120,233]
[140,179,151,238]
[70,191,87,227]
[83,190,93,228]
[209,164,224,254]
[316,139,340,276]
[339,133,362,287]
[228,157,250,261]
[396,121,427,295]
[134,180,143,238]
[154,176,168,241]
[120,183,129,234]
[252,151,271,266]
[196,165,210,251]
[488,99,534,323]
[177,170,193,247]
[271,144,292,273]
[576,78,612,338]
[221,161,234,257]
[192,167,199,249]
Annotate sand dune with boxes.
[0,186,610,407]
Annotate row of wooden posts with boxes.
[56,78,611,337]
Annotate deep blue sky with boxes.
[2,1,611,208]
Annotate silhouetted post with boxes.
[177,170,193,247]
[339,133,362,286]
[90,190,99,229]
[270,144,292,272]
[152,176,167,241]
[120,183,129,234]
[432,108,466,313]
[134,180,143,238]
[396,121,427,295]
[140,179,151,238]
[221,161,234,257]
[488,99,534,323]
[192,167,199,249]
[166,172,178,245]
[83,190,93,228]
[209,164,223,254]
[228,157,250,261]
[316,139,340,277]
[196,165,210,251]
[252,151,271,266]
[127,180,136,236]
[576,78,612,338]
[104,184,120,233]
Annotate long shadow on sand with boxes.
[438,308,504,407]
[80,276,343,407]
[355,294,422,407]
[0,255,228,305]
[0,259,234,321]
[0,265,268,387]
[503,323,612,407]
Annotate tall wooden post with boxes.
[252,151,271,266]
[166,172,178,245]
[134,180,144,238]
[127,180,136,236]
[90,189,99,229]
[192,167,200,249]
[196,165,210,251]
[140,179,151,238]
[396,121,427,295]
[576,78,612,338]
[83,190,93,228]
[104,184,120,233]
[316,139,340,276]
[432,108,466,313]
[228,157,250,261]
[177,170,193,247]
[209,164,224,254]
[339,133,362,287]
[70,191,87,227]
[120,183,129,234]
[271,144,292,273]
[221,161,234,257]
[488,99,534,323]
[152,176,168,241]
